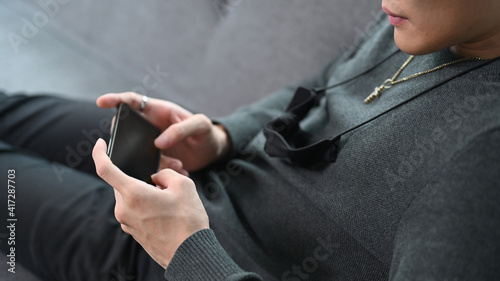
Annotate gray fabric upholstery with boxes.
[1,0,381,116]
[187,0,383,115]
[0,1,381,280]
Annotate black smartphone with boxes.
[107,103,161,184]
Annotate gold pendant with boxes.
[364,79,392,104]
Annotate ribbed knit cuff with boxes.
[211,85,300,157]
[214,114,267,156]
[164,229,261,281]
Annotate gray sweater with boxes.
[164,17,500,280]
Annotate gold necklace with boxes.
[364,55,484,104]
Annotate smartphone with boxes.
[107,103,161,184]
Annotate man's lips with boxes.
[382,6,408,27]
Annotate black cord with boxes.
[318,56,500,141]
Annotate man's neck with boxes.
[451,28,500,59]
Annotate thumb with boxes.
[92,138,133,193]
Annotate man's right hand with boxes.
[97,92,231,173]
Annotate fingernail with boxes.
[155,135,168,147]
[95,138,102,146]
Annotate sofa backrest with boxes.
[3,0,383,116]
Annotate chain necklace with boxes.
[364,55,484,104]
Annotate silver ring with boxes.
[140,95,148,112]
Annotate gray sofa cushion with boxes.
[1,0,381,116]
[194,0,383,115]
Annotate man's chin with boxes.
[394,32,442,56]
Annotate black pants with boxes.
[0,93,165,280]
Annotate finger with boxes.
[109,115,116,135]
[151,169,189,191]
[154,114,212,149]
[158,156,189,177]
[159,155,183,171]
[96,92,144,110]
[179,169,189,177]
[158,156,189,176]
[92,138,135,194]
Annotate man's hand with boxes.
[92,138,210,269]
[97,92,231,173]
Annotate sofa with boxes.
[0,0,381,280]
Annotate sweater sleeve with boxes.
[164,229,263,281]
[389,129,500,280]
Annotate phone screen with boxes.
[107,103,161,184]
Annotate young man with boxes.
[2,0,500,280]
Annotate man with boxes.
[2,0,500,280]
